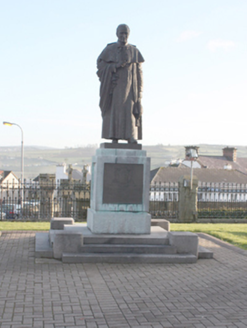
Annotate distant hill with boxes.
[1,144,247,179]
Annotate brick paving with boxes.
[0,232,247,328]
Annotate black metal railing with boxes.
[2,180,247,221]
[197,201,247,219]
[197,182,247,219]
[0,182,90,221]
[149,200,178,219]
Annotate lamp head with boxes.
[3,121,13,126]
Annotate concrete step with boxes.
[83,235,169,245]
[35,233,53,258]
[198,246,214,259]
[79,244,177,254]
[62,253,197,264]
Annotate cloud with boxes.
[177,30,201,42]
[207,39,235,52]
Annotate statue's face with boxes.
[117,27,129,44]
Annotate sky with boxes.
[0,0,247,148]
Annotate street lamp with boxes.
[3,121,24,188]
[185,147,198,190]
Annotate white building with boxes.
[150,167,247,202]
[56,164,91,185]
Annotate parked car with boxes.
[0,204,19,219]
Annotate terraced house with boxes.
[150,146,247,202]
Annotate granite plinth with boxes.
[100,142,142,150]
[87,208,151,234]
[88,147,151,234]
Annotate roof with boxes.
[150,167,160,181]
[0,170,18,183]
[150,167,247,184]
[196,156,247,175]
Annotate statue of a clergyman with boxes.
[97,24,144,144]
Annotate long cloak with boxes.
[97,42,144,140]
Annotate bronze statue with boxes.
[97,24,144,144]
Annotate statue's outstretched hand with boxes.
[133,100,143,120]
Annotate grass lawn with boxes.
[171,223,247,250]
[0,222,50,231]
[1,222,247,251]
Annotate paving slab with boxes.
[1,231,247,327]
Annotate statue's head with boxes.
[116,24,130,45]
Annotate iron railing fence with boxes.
[0,181,180,221]
[197,182,247,218]
[2,181,247,221]
[197,201,247,219]
[0,182,90,221]
[149,200,178,219]
[149,182,179,219]
[198,182,247,202]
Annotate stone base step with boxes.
[63,225,170,245]
[35,233,53,258]
[62,253,197,264]
[83,235,169,245]
[198,246,214,259]
[79,244,177,254]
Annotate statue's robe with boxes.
[97,42,144,141]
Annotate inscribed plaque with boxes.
[103,163,143,204]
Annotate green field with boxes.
[1,222,247,250]
[0,222,50,231]
[172,223,247,250]
[2,144,247,178]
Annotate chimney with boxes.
[223,147,237,162]
[185,146,199,160]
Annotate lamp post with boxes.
[185,147,198,190]
[3,121,24,202]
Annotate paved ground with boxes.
[0,232,247,328]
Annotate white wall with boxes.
[56,164,68,184]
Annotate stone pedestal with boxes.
[87,143,151,234]
[178,175,198,223]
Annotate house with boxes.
[150,167,247,202]
[0,170,20,204]
[182,146,247,174]
[0,170,19,187]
